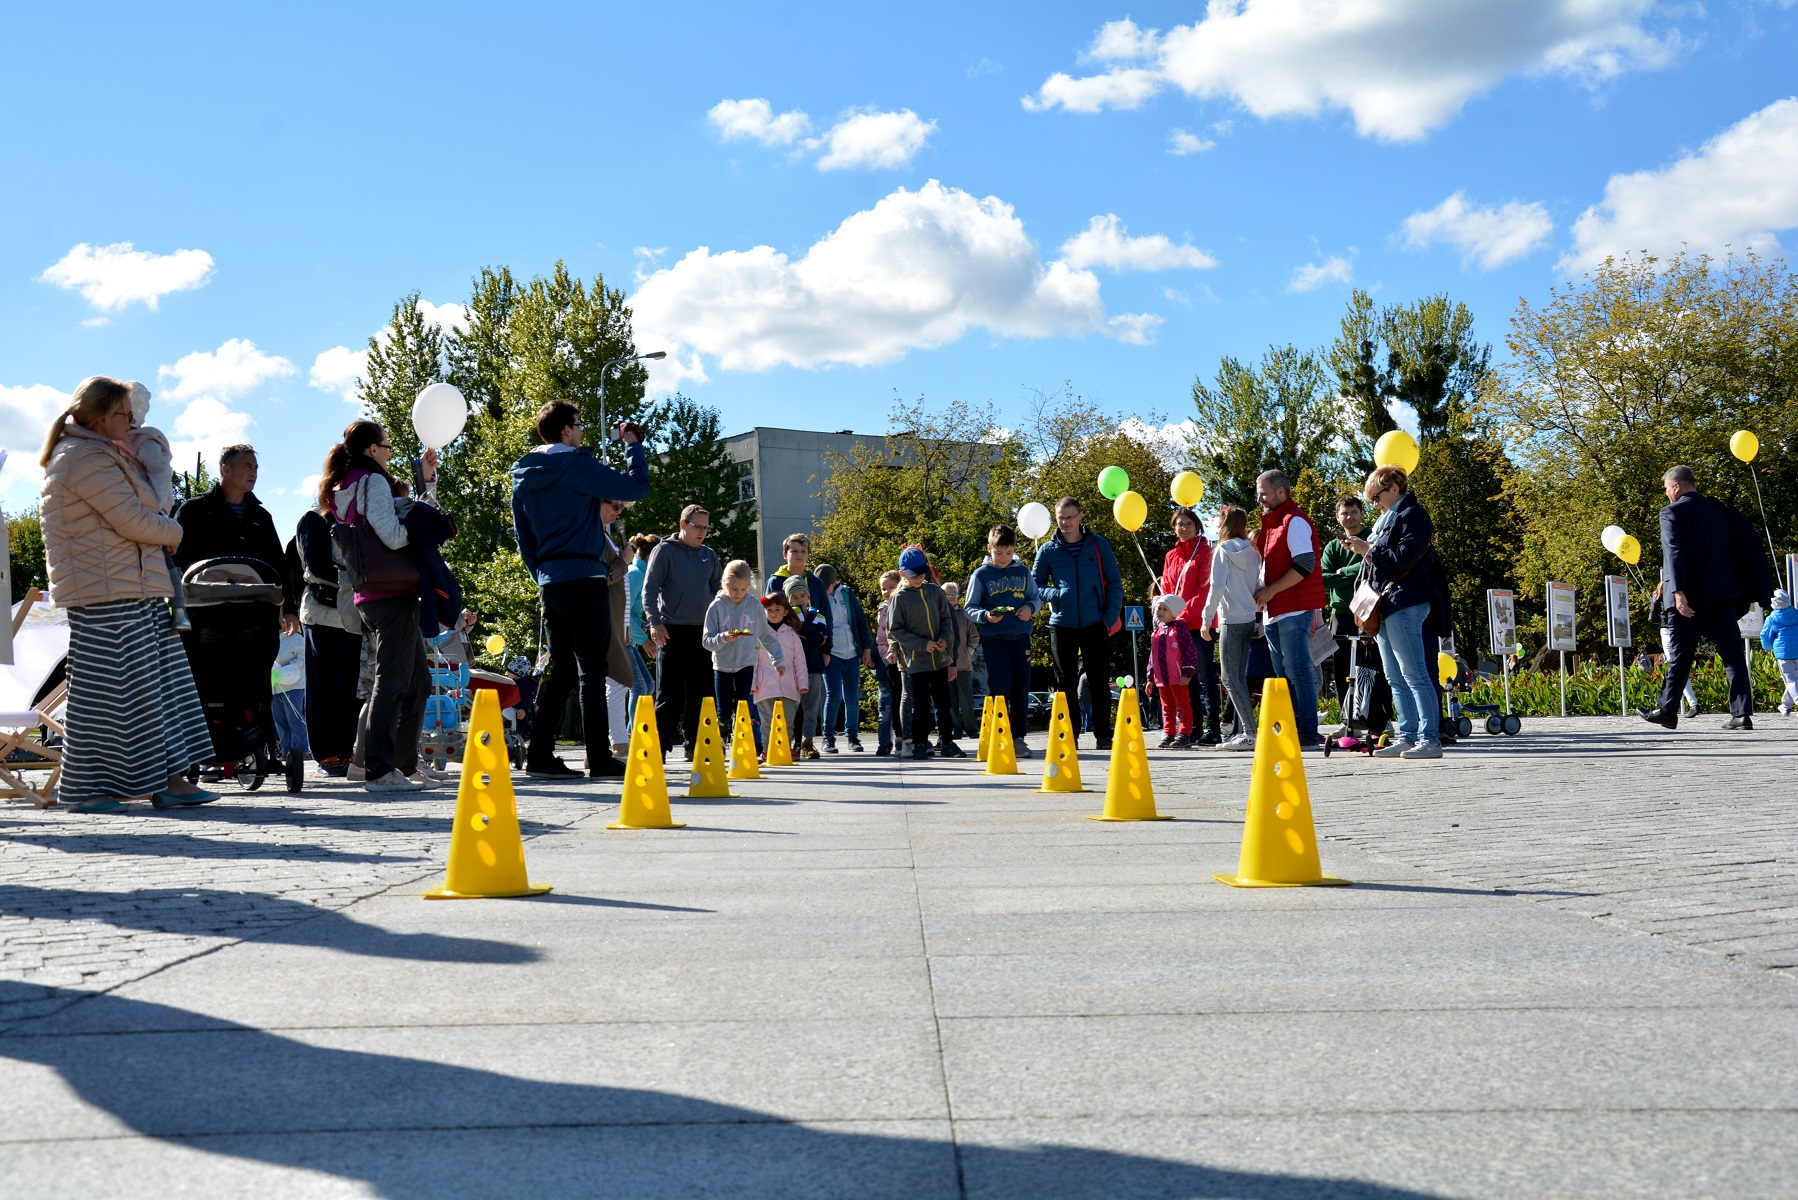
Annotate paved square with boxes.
[1,717,1793,1197]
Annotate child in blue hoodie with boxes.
[1759,588,1798,715]
[964,523,1041,758]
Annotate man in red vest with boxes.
[1251,469,1326,748]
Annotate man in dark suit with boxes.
[1639,465,1755,730]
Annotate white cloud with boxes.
[1025,4,1680,141]
[708,98,812,146]
[1401,191,1554,269]
[1120,415,1201,472]
[813,109,937,171]
[1290,255,1353,293]
[309,345,368,403]
[416,299,469,333]
[1563,97,1798,271]
[1167,129,1214,155]
[1059,214,1217,272]
[630,180,1157,389]
[37,241,215,312]
[0,384,72,508]
[158,338,295,401]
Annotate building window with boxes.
[736,461,755,503]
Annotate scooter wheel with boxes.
[285,750,304,793]
[1502,714,1522,736]
[1484,714,1503,735]
[1457,716,1473,739]
[1322,736,1333,758]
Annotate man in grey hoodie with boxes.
[642,504,723,760]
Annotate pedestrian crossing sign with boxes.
[1124,605,1145,631]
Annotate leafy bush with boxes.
[1464,655,1784,716]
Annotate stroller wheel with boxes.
[242,750,268,791]
[1457,716,1473,739]
[1502,714,1522,736]
[285,750,304,793]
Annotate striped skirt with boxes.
[60,598,214,803]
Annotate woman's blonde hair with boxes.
[1219,505,1249,541]
[723,559,754,586]
[40,375,131,467]
[1365,465,1410,499]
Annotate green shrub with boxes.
[1464,655,1784,716]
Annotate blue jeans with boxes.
[271,687,309,757]
[983,635,1031,743]
[1375,601,1438,744]
[822,655,862,745]
[714,666,761,751]
[877,663,900,751]
[626,644,654,725]
[1264,613,1320,744]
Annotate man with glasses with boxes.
[511,400,649,779]
[643,503,723,760]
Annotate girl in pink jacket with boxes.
[752,592,808,759]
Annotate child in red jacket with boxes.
[1147,594,1199,748]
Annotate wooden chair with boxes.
[1,589,67,807]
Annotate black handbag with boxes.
[330,475,420,596]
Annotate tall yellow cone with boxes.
[728,699,761,780]
[984,695,1020,775]
[1088,688,1171,821]
[609,694,686,830]
[686,696,734,798]
[764,700,795,766]
[975,695,995,762]
[1037,690,1092,793]
[425,690,551,899]
[1214,677,1349,887]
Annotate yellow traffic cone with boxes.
[985,695,1020,775]
[609,694,686,830]
[975,695,995,761]
[686,696,734,798]
[728,699,761,780]
[764,700,795,766]
[425,690,551,899]
[1214,677,1349,887]
[1088,687,1171,821]
[1037,690,1092,793]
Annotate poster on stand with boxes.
[1487,589,1516,658]
[1738,603,1764,640]
[1546,582,1576,652]
[1605,575,1631,648]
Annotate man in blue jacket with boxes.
[1032,496,1124,750]
[510,401,650,779]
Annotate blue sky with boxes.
[4,2,1796,536]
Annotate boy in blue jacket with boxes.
[1031,497,1123,749]
[965,523,1041,758]
[509,401,650,780]
[1760,588,1798,715]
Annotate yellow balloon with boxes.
[1437,652,1457,687]
[485,633,507,656]
[1731,430,1759,463]
[1373,429,1420,473]
[1170,471,1205,508]
[1113,490,1147,533]
[1616,534,1641,566]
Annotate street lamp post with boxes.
[596,351,667,454]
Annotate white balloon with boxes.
[1600,524,1626,553]
[1017,501,1052,540]
[412,383,469,449]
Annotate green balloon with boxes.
[1097,465,1130,499]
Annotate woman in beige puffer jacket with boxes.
[38,376,217,813]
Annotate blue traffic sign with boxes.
[1123,605,1145,631]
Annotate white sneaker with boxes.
[1781,702,1795,716]
[1219,733,1256,752]
[365,770,426,792]
[1372,739,1413,759]
[417,763,453,781]
[1400,739,1443,760]
[402,772,439,790]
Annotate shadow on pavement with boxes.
[1344,882,1598,898]
[0,885,539,964]
[0,983,1448,1200]
[0,830,422,865]
[525,893,714,913]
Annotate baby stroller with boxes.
[1324,637,1392,757]
[419,631,470,771]
[466,655,532,769]
[181,557,302,793]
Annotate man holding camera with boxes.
[510,403,650,779]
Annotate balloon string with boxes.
[1749,463,1781,589]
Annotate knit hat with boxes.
[1775,589,1792,610]
[898,546,929,577]
[815,563,838,589]
[783,576,811,602]
[1155,593,1186,618]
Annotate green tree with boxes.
[7,507,46,602]
[1328,289,1395,469]
[1482,251,1798,654]
[628,396,758,565]
[359,292,446,472]
[1188,344,1348,526]
[171,454,215,507]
